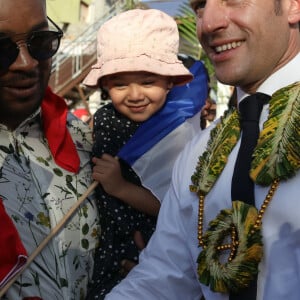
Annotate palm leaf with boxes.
[191,108,240,194]
[175,1,216,89]
[250,81,300,185]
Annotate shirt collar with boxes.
[237,52,300,103]
[0,108,41,132]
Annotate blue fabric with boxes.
[117,60,209,165]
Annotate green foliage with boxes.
[250,82,300,185]
[126,0,148,10]
[175,1,216,90]
[175,3,200,59]
[125,0,136,9]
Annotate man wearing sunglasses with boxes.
[0,0,99,299]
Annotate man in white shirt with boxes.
[105,0,300,299]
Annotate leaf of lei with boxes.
[250,81,300,185]
[197,201,263,293]
[190,108,241,194]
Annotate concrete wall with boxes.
[47,0,93,24]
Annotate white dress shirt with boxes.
[106,53,300,300]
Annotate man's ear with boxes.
[288,0,300,24]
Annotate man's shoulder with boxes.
[173,124,214,174]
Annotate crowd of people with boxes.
[1,0,299,299]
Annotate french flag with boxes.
[118,60,209,201]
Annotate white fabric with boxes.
[132,111,201,202]
[106,53,300,300]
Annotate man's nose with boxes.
[10,42,38,71]
[200,1,230,34]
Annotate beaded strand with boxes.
[197,179,280,259]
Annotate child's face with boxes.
[102,72,173,122]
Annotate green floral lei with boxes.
[190,81,300,293]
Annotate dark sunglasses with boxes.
[0,16,63,71]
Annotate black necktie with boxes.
[230,93,270,300]
[231,93,270,203]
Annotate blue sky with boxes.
[141,0,183,17]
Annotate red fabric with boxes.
[41,87,80,173]
[0,199,28,288]
[73,108,89,119]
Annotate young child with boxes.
[83,8,209,299]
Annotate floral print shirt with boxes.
[1,109,100,300]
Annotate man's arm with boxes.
[104,179,203,299]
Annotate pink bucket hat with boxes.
[83,9,193,87]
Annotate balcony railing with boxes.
[49,0,127,97]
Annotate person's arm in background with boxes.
[92,155,160,216]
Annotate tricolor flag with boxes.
[118,60,209,201]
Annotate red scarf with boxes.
[0,199,27,289]
[41,87,80,173]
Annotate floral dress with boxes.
[87,103,157,299]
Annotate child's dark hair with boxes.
[100,88,109,100]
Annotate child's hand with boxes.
[92,154,125,196]
[93,155,160,215]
